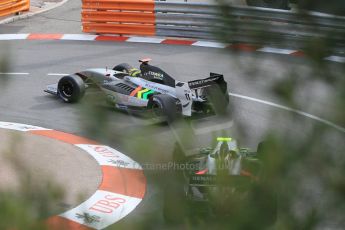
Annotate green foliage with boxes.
[0,2,344,229]
[0,46,10,90]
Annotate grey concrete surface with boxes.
[31,0,45,8]
[31,0,63,8]
[0,128,102,212]
[0,0,68,25]
[12,0,80,33]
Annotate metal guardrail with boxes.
[81,0,345,48]
[155,2,345,47]
[0,0,30,17]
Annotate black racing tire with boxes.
[57,74,85,103]
[147,94,178,123]
[112,63,133,73]
[246,0,289,9]
[204,85,230,116]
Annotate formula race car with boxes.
[163,137,277,227]
[44,59,230,122]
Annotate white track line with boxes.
[0,72,29,75]
[257,47,296,55]
[0,34,29,40]
[192,41,227,48]
[126,36,165,43]
[47,73,69,76]
[229,92,345,133]
[324,56,345,63]
[61,34,98,41]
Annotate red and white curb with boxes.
[0,121,146,230]
[0,34,344,63]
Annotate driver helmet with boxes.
[217,142,228,170]
[213,138,241,174]
[128,68,141,77]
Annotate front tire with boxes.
[57,74,85,103]
[246,0,289,9]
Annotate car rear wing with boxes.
[175,73,228,117]
[189,174,252,187]
[188,73,227,94]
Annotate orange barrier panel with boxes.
[81,0,156,36]
[83,23,155,36]
[1,0,20,6]
[82,0,154,11]
[0,0,29,17]
[82,11,155,24]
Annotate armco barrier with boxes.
[82,0,345,48]
[0,0,29,17]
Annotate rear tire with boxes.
[246,0,289,9]
[147,94,178,123]
[57,74,85,103]
[113,63,133,73]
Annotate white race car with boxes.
[45,59,230,122]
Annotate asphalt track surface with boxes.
[0,38,344,227]
[0,0,345,229]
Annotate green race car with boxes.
[163,137,277,228]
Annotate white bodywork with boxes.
[126,76,193,116]
[45,68,196,116]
